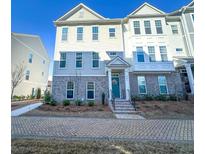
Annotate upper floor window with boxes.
[60,52,66,68]
[76,52,82,68]
[77,27,83,41]
[144,21,151,34]
[87,82,95,100]
[28,53,33,63]
[92,52,99,68]
[138,76,147,94]
[92,26,99,40]
[159,46,168,62]
[133,21,141,34]
[171,25,178,34]
[109,28,115,38]
[67,81,74,99]
[25,70,30,80]
[136,47,144,62]
[148,46,156,62]
[61,27,68,41]
[43,60,45,64]
[158,76,168,94]
[176,48,183,53]
[155,20,163,34]
[109,52,117,56]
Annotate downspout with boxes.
[121,19,126,55]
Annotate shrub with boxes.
[63,100,70,106]
[169,94,177,101]
[154,95,168,101]
[50,99,57,106]
[88,101,95,106]
[102,92,105,105]
[36,88,41,99]
[75,100,83,106]
[144,95,154,101]
[44,90,51,103]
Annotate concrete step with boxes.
[115,102,132,105]
[115,106,135,110]
[113,110,137,114]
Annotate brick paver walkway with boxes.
[11,117,193,143]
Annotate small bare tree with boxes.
[11,63,26,98]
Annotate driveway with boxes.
[11,116,193,143]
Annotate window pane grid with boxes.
[148,46,156,62]
[67,82,74,99]
[77,27,83,40]
[159,46,168,62]
[62,28,68,41]
[158,76,168,94]
[171,25,178,34]
[155,20,163,34]
[92,27,99,40]
[92,52,99,68]
[138,76,147,94]
[60,52,66,68]
[87,82,94,99]
[133,21,141,34]
[109,28,115,37]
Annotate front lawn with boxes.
[136,101,194,119]
[11,139,194,154]
[23,103,115,118]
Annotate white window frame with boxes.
[133,21,141,35]
[75,52,83,68]
[59,52,66,68]
[171,25,178,34]
[67,81,75,100]
[138,76,147,94]
[28,53,33,63]
[136,47,144,62]
[86,82,95,100]
[25,70,30,80]
[109,28,116,38]
[159,46,168,62]
[155,20,163,34]
[61,27,68,41]
[92,52,100,68]
[148,46,156,62]
[176,48,183,53]
[77,27,83,41]
[144,20,152,34]
[158,76,169,94]
[92,26,99,41]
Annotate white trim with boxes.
[137,76,147,94]
[76,26,84,41]
[75,52,83,69]
[12,35,50,61]
[61,26,69,42]
[59,52,67,69]
[158,75,169,95]
[23,80,48,86]
[92,26,99,41]
[86,81,95,100]
[66,81,75,100]
[91,52,100,69]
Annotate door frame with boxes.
[111,73,121,99]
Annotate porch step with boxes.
[113,110,137,114]
[113,100,137,114]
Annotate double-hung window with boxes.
[171,25,178,34]
[159,46,168,62]
[25,70,30,80]
[158,76,168,94]
[92,26,99,40]
[61,27,68,41]
[87,82,95,100]
[28,53,33,63]
[67,81,74,99]
[148,46,156,62]
[60,52,66,68]
[109,28,115,38]
[76,52,82,68]
[133,21,141,34]
[144,21,151,34]
[155,20,163,34]
[138,76,147,94]
[77,27,83,41]
[136,47,144,62]
[92,52,99,68]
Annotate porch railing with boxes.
[128,89,137,111]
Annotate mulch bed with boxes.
[136,101,194,119]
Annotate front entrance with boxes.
[112,75,120,98]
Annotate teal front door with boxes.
[112,77,120,98]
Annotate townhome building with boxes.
[11,33,50,96]
[52,2,193,106]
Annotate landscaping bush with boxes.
[169,94,177,101]
[36,88,41,99]
[154,95,168,101]
[75,100,83,106]
[44,90,51,103]
[50,99,57,106]
[88,101,95,107]
[101,92,105,105]
[144,95,154,101]
[63,100,70,106]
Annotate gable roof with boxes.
[56,3,106,21]
[106,56,130,67]
[128,2,165,16]
[11,33,50,61]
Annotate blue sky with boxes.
[12,0,192,78]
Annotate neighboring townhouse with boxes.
[11,33,50,96]
[52,2,193,105]
[168,1,194,95]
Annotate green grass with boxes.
[11,139,193,154]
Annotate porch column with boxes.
[124,68,130,100]
[185,64,194,94]
[108,68,112,100]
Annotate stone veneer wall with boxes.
[52,76,108,103]
[129,72,183,96]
